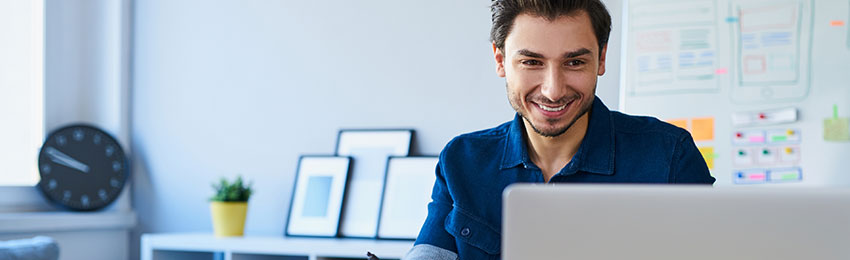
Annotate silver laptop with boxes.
[503,184,850,260]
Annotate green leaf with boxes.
[210,175,253,202]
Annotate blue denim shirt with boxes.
[411,96,715,260]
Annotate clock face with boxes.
[37,125,128,211]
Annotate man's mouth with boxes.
[536,103,567,112]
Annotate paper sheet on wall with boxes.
[729,0,813,103]
[626,0,720,96]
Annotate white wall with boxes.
[130,0,622,259]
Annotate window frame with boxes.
[0,0,132,213]
[0,0,46,187]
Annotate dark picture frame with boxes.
[285,155,352,238]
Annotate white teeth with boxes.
[537,103,567,112]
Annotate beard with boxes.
[507,83,594,137]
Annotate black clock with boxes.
[37,124,129,211]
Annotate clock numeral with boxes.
[48,179,57,190]
[56,136,67,146]
[112,161,122,172]
[81,195,90,206]
[62,190,71,201]
[98,189,108,201]
[106,146,115,157]
[73,129,84,141]
[93,134,102,145]
[110,178,120,188]
[41,164,51,174]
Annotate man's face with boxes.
[494,11,607,137]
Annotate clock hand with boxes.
[45,147,90,173]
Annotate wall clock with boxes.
[37,124,129,211]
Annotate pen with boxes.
[366,251,380,260]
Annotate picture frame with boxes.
[335,129,414,238]
[285,155,352,238]
[376,156,439,240]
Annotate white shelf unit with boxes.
[141,233,414,260]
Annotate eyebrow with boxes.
[515,48,592,59]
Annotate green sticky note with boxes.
[824,117,850,142]
[783,173,799,180]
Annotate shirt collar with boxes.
[500,96,615,175]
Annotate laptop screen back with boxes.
[503,184,850,260]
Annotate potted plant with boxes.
[210,175,253,237]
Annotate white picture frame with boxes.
[335,129,413,238]
[377,156,438,240]
[285,156,351,237]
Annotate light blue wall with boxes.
[130,0,622,258]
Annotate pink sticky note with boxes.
[715,68,728,75]
[749,136,766,143]
[749,174,766,180]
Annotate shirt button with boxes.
[460,227,471,237]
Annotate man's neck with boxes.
[524,112,590,182]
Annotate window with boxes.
[0,0,44,186]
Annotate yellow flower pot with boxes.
[210,201,248,237]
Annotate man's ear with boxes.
[597,44,608,76]
[493,43,506,78]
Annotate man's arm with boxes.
[403,160,459,260]
[669,131,716,184]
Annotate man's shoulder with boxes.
[443,121,512,154]
[456,120,512,139]
[608,110,689,140]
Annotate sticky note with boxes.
[667,119,688,131]
[715,68,728,75]
[735,169,768,184]
[691,117,714,141]
[831,20,846,26]
[825,104,850,142]
[771,135,788,142]
[768,168,802,182]
[725,17,739,23]
[824,117,850,141]
[698,146,715,170]
[748,173,766,181]
[749,135,766,143]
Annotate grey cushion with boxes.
[0,236,59,260]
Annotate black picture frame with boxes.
[285,155,352,238]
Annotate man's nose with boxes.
[540,66,566,102]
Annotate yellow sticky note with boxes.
[691,117,714,141]
[698,147,715,171]
[824,117,850,141]
[667,119,688,131]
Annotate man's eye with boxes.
[565,60,586,67]
[521,60,542,66]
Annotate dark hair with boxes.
[490,0,612,54]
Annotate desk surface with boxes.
[142,233,414,259]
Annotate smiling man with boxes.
[403,1,715,259]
